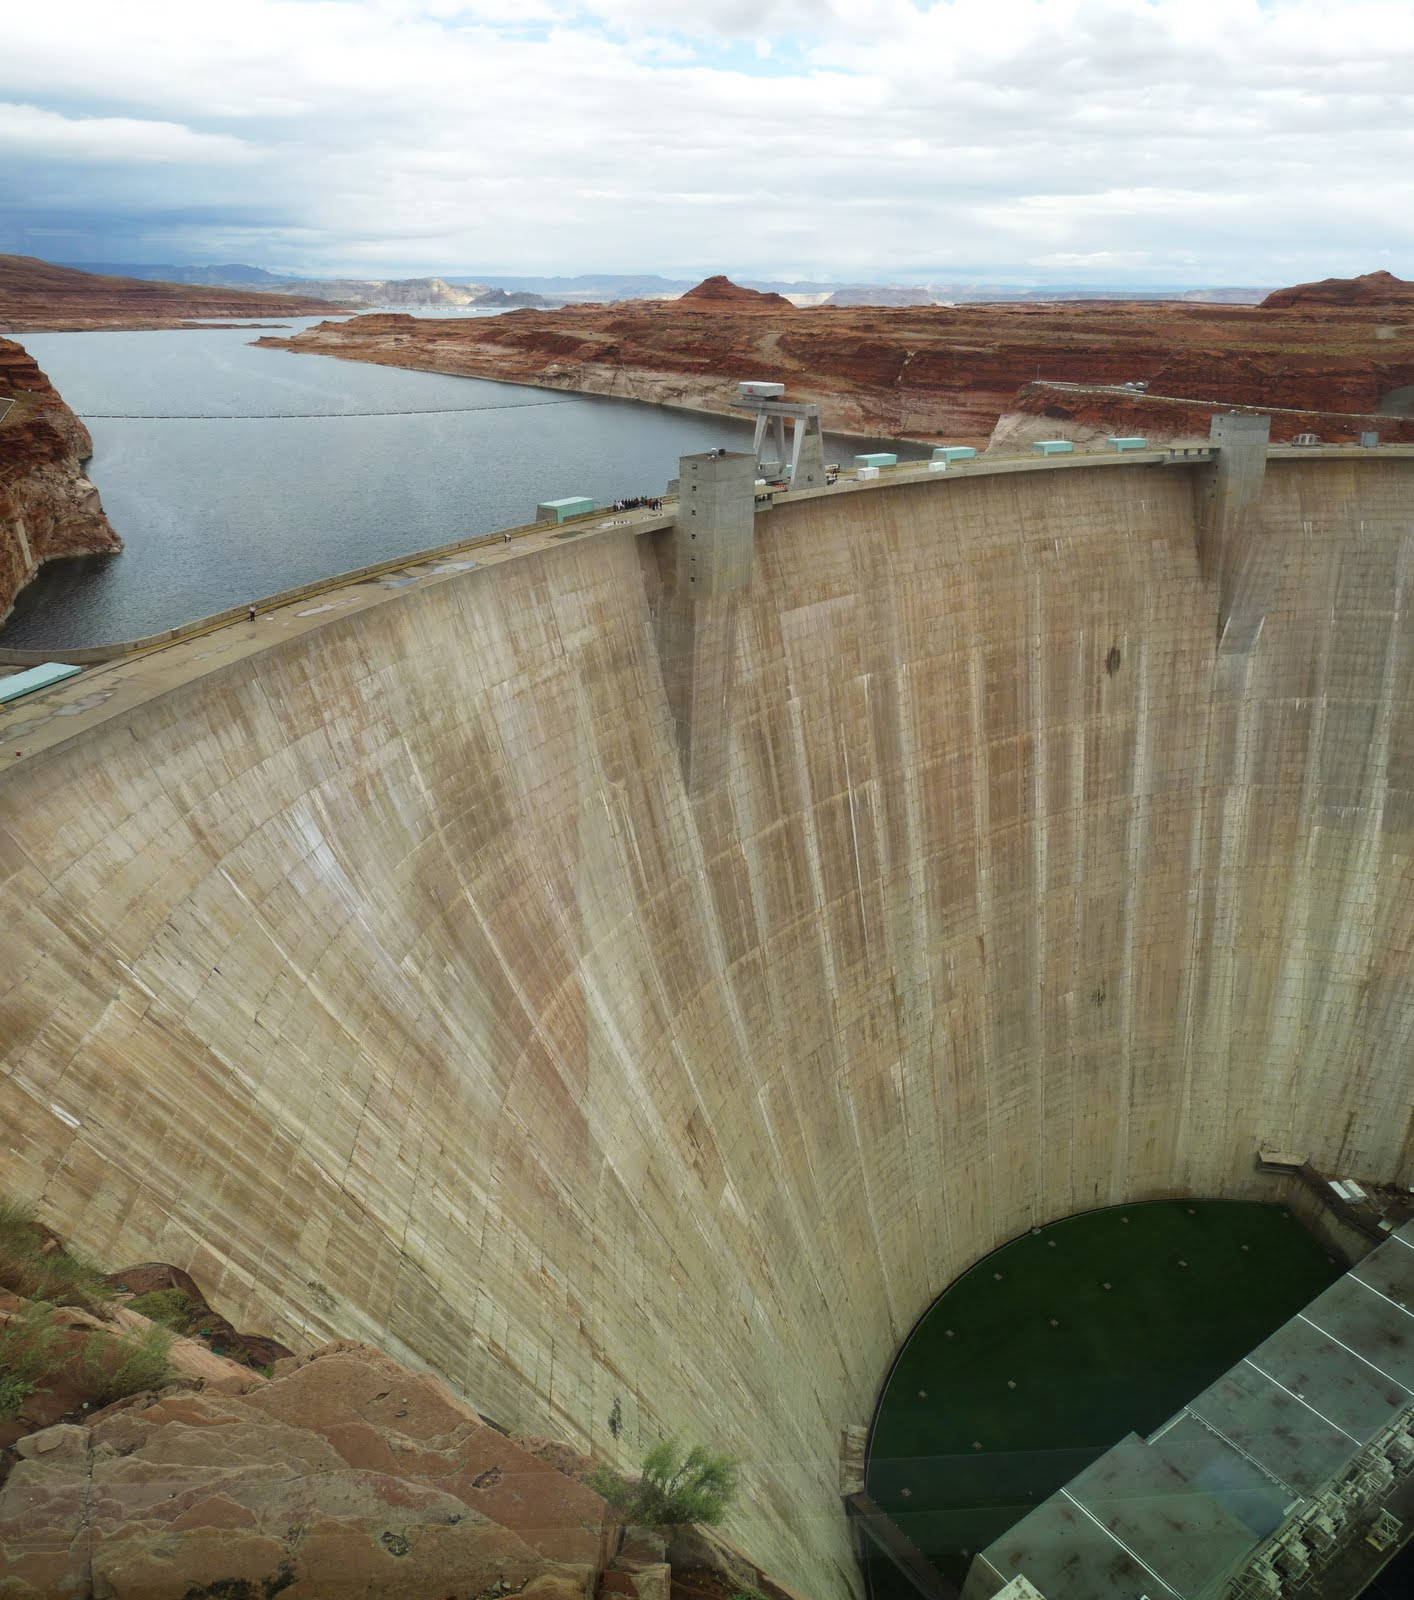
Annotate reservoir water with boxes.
[4,321,923,649]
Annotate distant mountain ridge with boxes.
[57,262,292,287]
[54,263,548,309]
[46,259,1273,309]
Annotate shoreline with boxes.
[0,317,349,334]
[256,335,949,448]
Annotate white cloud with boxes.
[0,0,1410,282]
[0,103,255,164]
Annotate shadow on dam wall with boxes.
[2,453,1414,1598]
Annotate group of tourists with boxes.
[612,495,663,513]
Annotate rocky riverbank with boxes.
[0,338,122,627]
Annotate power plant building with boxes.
[963,1222,1414,1599]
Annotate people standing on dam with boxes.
[248,604,256,623]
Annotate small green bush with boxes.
[127,1289,196,1332]
[80,1323,173,1404]
[0,1371,34,1421]
[0,1301,63,1382]
[0,1196,38,1239]
[0,1302,64,1419]
[589,1437,739,1528]
[0,1198,42,1296]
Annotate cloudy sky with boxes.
[3,0,1412,286]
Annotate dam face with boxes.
[3,453,1414,1599]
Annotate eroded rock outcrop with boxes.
[0,1219,648,1600]
[0,338,122,628]
[0,1338,616,1599]
[261,273,1414,444]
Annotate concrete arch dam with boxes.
[2,449,1413,1599]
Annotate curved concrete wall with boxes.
[2,457,1413,1597]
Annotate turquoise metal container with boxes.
[0,662,82,705]
[536,496,596,524]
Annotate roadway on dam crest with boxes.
[1,447,1208,764]
[2,445,1414,1600]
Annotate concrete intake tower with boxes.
[2,429,1413,1598]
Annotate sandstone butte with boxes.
[259,269,1414,446]
[0,337,122,626]
[0,254,348,332]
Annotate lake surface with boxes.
[5,322,924,648]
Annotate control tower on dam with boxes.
[2,439,1413,1599]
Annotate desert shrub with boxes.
[22,1249,112,1314]
[0,1371,34,1421]
[589,1437,739,1528]
[80,1322,173,1404]
[0,1197,42,1293]
[0,1197,111,1314]
[0,1301,64,1419]
[0,1196,37,1239]
[127,1289,196,1332]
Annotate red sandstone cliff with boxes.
[0,255,348,331]
[0,338,122,627]
[260,274,1414,445]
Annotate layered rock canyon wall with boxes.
[3,454,1414,1598]
[0,338,121,627]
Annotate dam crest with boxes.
[3,435,1414,1598]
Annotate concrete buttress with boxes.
[1201,412,1273,650]
[654,450,757,794]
